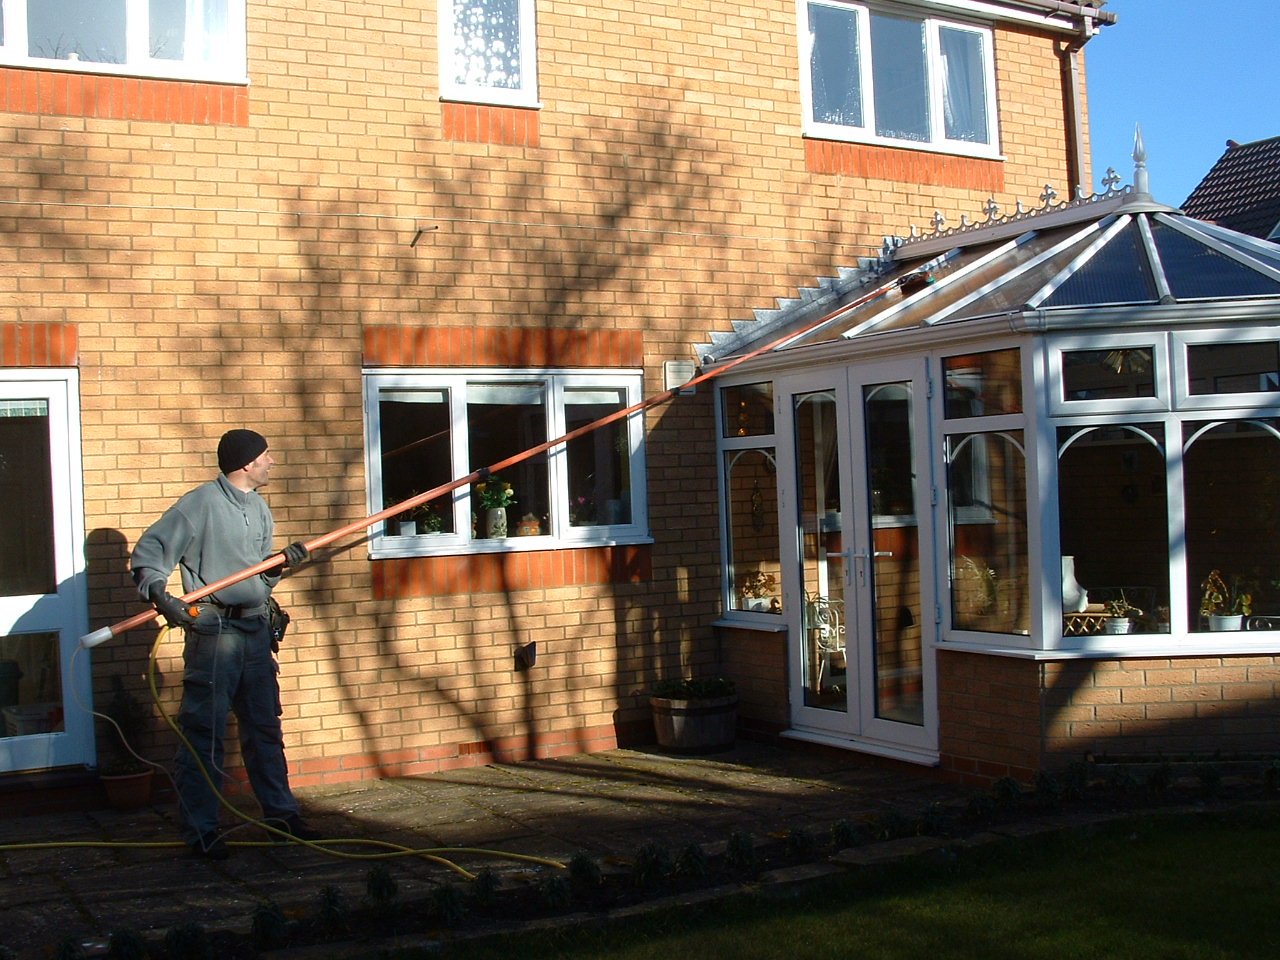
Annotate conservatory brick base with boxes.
[938,649,1280,784]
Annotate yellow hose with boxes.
[1,625,565,880]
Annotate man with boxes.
[131,428,318,859]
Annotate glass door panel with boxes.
[860,382,924,727]
[794,391,847,711]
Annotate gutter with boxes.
[901,1,1116,32]
[1016,1,1117,25]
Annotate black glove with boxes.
[282,542,309,568]
[146,581,196,629]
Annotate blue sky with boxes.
[1085,0,1280,207]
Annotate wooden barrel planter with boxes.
[650,693,738,754]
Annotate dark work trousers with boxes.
[173,614,299,844]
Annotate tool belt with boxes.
[206,601,269,619]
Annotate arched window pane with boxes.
[1058,424,1170,635]
[1184,420,1280,631]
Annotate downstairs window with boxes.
[363,371,646,556]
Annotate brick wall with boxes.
[939,650,1280,785]
[2,0,1085,783]
[937,649,1044,784]
[1041,656,1280,761]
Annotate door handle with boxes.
[851,550,893,585]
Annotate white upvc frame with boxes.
[1172,328,1280,412]
[935,341,1041,651]
[714,381,783,623]
[0,0,248,84]
[798,0,1001,159]
[0,370,92,774]
[362,369,647,559]
[438,0,540,108]
[1049,331,1171,417]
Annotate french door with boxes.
[782,358,938,760]
[0,372,91,773]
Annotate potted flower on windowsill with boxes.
[475,475,516,538]
[410,500,444,535]
[1199,570,1255,631]
[649,677,738,754]
[385,493,443,537]
[1103,594,1143,635]
[738,570,779,613]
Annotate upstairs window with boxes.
[0,0,246,82]
[439,0,539,107]
[801,1,998,156]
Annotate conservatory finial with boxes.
[1133,123,1150,197]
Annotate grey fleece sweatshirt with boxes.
[131,473,281,609]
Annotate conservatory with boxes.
[707,168,1280,779]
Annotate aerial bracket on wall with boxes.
[409,225,440,247]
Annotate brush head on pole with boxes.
[80,626,115,649]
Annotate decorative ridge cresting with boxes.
[891,168,1131,253]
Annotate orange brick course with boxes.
[441,102,540,147]
[0,323,78,366]
[0,67,249,125]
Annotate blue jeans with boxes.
[174,614,299,843]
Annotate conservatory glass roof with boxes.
[699,182,1280,365]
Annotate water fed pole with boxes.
[81,262,931,649]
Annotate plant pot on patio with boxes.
[649,677,738,754]
[100,766,155,810]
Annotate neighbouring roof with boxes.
[699,153,1280,367]
[1182,136,1280,242]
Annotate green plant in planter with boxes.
[98,677,152,775]
[649,677,738,753]
[650,676,736,700]
[1105,595,1143,620]
[410,499,444,532]
[1199,569,1255,617]
[738,569,777,602]
[474,476,516,510]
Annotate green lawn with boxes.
[430,808,1280,960]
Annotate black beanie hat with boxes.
[217,429,268,474]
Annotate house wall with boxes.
[938,649,1280,784]
[1,2,1087,783]
[1040,656,1280,762]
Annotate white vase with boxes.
[1103,617,1131,635]
[485,507,508,539]
[1061,556,1089,613]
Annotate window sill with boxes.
[0,57,248,86]
[369,533,652,562]
[939,632,1280,660]
[711,616,788,634]
[439,95,543,111]
[802,129,1004,162]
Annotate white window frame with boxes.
[1172,328,1280,412]
[438,0,540,108]
[363,369,647,559]
[1049,332,1171,417]
[798,0,1000,158]
[0,0,247,84]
